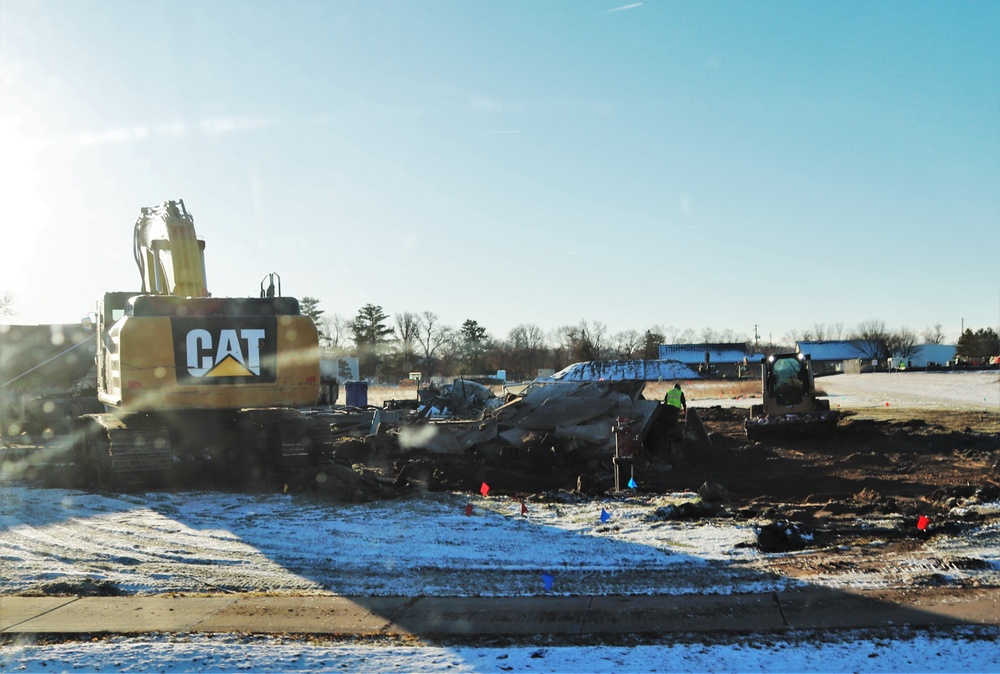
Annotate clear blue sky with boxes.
[2,0,997,345]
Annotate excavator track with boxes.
[73,414,173,488]
[238,408,337,469]
[73,408,336,490]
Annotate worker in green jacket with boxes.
[665,383,687,413]
[662,383,687,446]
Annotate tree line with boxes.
[299,299,998,382]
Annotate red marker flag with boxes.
[917,515,930,531]
[465,503,473,517]
[520,499,528,515]
[480,482,490,497]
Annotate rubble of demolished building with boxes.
[290,360,711,502]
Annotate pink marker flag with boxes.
[480,482,490,497]
[917,515,930,531]
[465,504,473,517]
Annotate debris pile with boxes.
[548,359,700,382]
[291,379,674,499]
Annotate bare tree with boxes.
[323,313,351,351]
[508,323,547,352]
[676,327,696,344]
[718,328,750,344]
[810,322,844,341]
[394,312,421,369]
[586,320,608,357]
[785,323,844,343]
[887,327,920,362]
[609,330,641,359]
[1,290,16,318]
[656,324,679,344]
[416,311,452,373]
[849,319,891,361]
[922,323,945,345]
[504,323,549,380]
[783,328,809,343]
[554,320,608,362]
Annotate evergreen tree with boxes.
[351,304,394,346]
[351,304,394,379]
[956,328,1000,361]
[299,297,328,343]
[460,319,488,373]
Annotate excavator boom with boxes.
[133,200,209,297]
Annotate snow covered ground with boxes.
[3,487,999,597]
[3,629,1000,673]
[816,372,1000,410]
[0,487,793,597]
[686,371,1000,410]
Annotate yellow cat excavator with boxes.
[73,200,332,486]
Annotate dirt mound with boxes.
[23,578,124,597]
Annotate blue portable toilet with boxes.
[345,380,368,408]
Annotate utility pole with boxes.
[754,324,760,352]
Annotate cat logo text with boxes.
[186,328,265,377]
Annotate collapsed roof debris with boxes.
[290,377,687,500]
[548,359,701,382]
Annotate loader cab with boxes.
[765,353,811,407]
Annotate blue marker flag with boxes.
[628,477,637,489]
[600,508,610,523]
[542,573,554,591]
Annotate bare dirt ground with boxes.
[656,373,1000,586]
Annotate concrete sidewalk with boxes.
[2,588,998,637]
